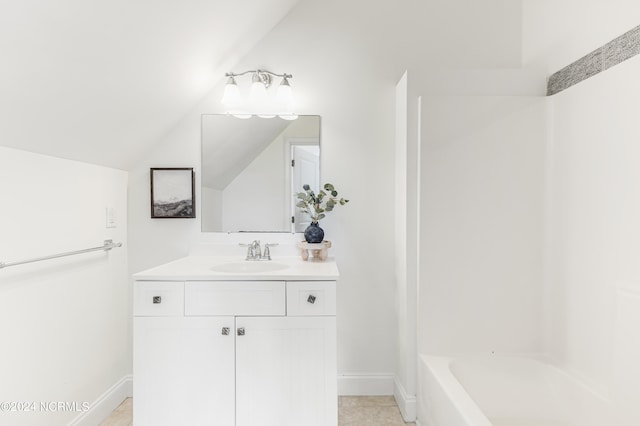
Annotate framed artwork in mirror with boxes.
[150,168,196,218]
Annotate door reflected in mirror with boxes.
[201,115,320,232]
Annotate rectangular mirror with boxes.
[201,115,320,233]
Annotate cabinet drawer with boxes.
[185,281,286,316]
[286,281,336,316]
[134,281,184,317]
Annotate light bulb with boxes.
[278,114,298,121]
[231,112,252,119]
[249,73,268,107]
[221,76,241,107]
[275,77,293,107]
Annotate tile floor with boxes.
[339,396,416,425]
[100,396,416,426]
[99,397,132,426]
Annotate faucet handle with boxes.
[262,243,278,260]
[239,243,254,260]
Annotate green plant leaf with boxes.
[296,182,348,221]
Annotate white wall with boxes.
[0,147,129,426]
[546,55,640,423]
[521,4,640,422]
[128,0,524,390]
[419,95,547,356]
[523,0,640,74]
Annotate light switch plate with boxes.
[106,207,117,228]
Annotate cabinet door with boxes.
[235,316,337,426]
[133,316,235,426]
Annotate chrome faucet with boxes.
[251,240,261,259]
[240,240,260,260]
[240,240,278,261]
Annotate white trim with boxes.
[337,374,395,395]
[68,375,133,426]
[394,376,417,422]
[285,136,320,233]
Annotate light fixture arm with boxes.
[225,69,292,90]
[225,70,292,79]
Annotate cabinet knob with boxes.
[221,327,230,336]
[307,295,316,304]
[237,327,245,336]
[152,296,162,304]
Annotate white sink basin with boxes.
[211,261,289,273]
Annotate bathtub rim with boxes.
[419,354,493,426]
[419,353,614,426]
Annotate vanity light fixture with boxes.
[221,69,296,119]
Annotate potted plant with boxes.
[296,183,349,243]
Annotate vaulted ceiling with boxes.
[0,0,300,169]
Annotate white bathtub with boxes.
[418,355,612,426]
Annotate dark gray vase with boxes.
[304,222,324,243]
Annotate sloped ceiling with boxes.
[0,0,300,170]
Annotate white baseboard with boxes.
[337,374,395,395]
[70,374,409,422]
[68,375,133,426]
[393,376,417,422]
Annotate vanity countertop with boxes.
[133,255,340,281]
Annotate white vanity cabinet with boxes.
[133,315,236,426]
[133,278,337,426]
